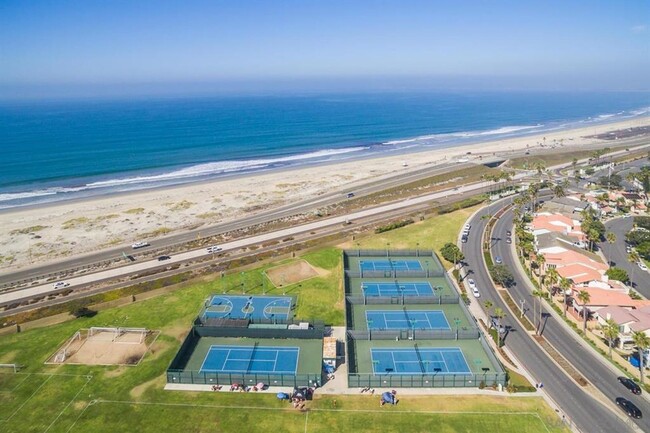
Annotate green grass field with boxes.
[0,207,568,432]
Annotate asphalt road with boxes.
[492,207,650,432]
[0,161,481,286]
[0,171,533,305]
[602,217,650,298]
[462,202,636,433]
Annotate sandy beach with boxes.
[1,116,649,271]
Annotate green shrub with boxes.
[375,219,414,233]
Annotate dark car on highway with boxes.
[618,376,642,395]
[616,397,642,419]
[157,255,171,261]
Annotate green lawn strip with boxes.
[504,367,536,393]
[0,373,49,420]
[60,394,566,433]
[1,373,91,433]
[350,205,481,269]
[64,400,308,433]
[306,411,552,433]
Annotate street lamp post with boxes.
[240,271,245,294]
[454,318,461,340]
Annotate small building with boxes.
[323,336,337,368]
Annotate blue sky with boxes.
[0,0,648,97]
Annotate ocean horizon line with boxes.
[1,92,649,210]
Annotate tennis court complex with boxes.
[361,281,434,296]
[366,310,450,330]
[200,344,299,374]
[359,259,423,272]
[203,295,291,320]
[371,347,471,375]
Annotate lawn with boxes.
[0,372,566,433]
[0,207,568,433]
[342,205,480,269]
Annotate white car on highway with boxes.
[131,241,150,249]
[52,281,70,289]
[472,287,480,298]
[206,245,223,254]
[467,279,476,289]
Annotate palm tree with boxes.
[553,183,566,199]
[528,183,540,213]
[577,290,591,333]
[559,277,572,316]
[484,300,493,314]
[532,290,546,335]
[605,232,617,266]
[493,307,506,347]
[602,318,619,359]
[632,331,650,386]
[546,267,559,295]
[536,254,546,283]
[629,251,640,287]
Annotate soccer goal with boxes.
[89,326,120,341]
[0,363,19,373]
[53,331,81,363]
[114,327,148,344]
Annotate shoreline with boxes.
[2,108,648,210]
[1,115,649,271]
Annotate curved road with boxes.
[462,201,635,433]
[493,207,650,431]
[602,217,650,298]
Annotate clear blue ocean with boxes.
[1,92,649,209]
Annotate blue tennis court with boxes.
[366,310,450,330]
[359,259,423,272]
[371,347,471,375]
[200,345,299,374]
[361,282,434,296]
[203,295,291,320]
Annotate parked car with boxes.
[131,241,150,249]
[206,245,223,254]
[467,279,476,289]
[639,262,648,271]
[472,287,480,298]
[616,397,642,419]
[464,224,471,231]
[157,255,171,261]
[495,256,503,264]
[506,237,512,244]
[506,230,512,237]
[618,376,642,395]
[461,235,468,243]
[52,281,70,289]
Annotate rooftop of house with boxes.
[573,287,637,307]
[543,249,608,272]
[556,263,604,284]
[597,305,650,332]
[531,213,585,240]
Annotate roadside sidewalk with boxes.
[508,228,650,405]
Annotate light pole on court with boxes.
[454,318,461,340]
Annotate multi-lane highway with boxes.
[0,170,533,305]
[462,202,639,433]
